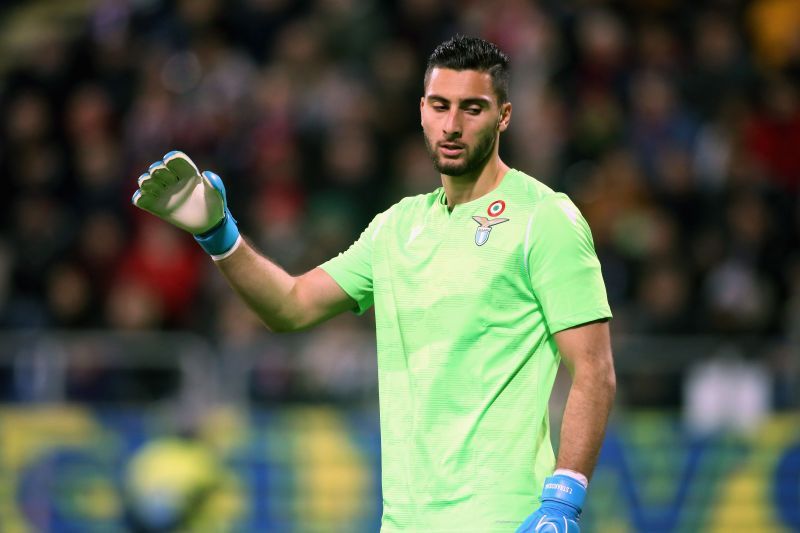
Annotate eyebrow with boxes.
[426,95,493,107]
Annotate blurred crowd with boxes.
[0,0,799,404]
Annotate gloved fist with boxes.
[132,151,241,257]
[516,474,585,533]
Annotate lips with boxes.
[439,142,465,157]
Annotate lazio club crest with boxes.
[472,200,509,246]
[472,216,509,245]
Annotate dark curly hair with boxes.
[424,35,511,103]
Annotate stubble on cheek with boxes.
[422,128,471,175]
[422,127,496,177]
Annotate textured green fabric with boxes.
[321,169,612,532]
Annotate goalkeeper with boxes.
[132,36,615,533]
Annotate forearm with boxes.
[556,362,616,480]
[131,151,352,331]
[517,354,613,531]
[214,239,301,332]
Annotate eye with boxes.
[466,107,482,115]
[432,103,447,112]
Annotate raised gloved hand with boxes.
[132,151,241,258]
[516,473,586,532]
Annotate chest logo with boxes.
[472,216,509,246]
[487,200,506,216]
[407,224,424,245]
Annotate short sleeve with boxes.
[527,194,612,333]
[319,209,390,314]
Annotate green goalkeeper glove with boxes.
[132,151,241,258]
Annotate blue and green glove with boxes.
[516,473,586,532]
[131,151,241,258]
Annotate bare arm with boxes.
[553,320,616,480]
[215,239,357,332]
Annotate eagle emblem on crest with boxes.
[472,216,509,246]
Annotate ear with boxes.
[498,102,512,132]
[420,96,425,125]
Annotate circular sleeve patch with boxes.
[487,200,506,216]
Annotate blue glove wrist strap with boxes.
[541,474,586,516]
[193,207,240,256]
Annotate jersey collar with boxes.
[436,168,517,216]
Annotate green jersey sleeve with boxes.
[527,193,612,333]
[319,209,390,314]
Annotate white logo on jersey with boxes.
[558,199,579,224]
[472,216,509,246]
[407,225,424,245]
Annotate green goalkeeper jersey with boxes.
[321,169,612,532]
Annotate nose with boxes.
[443,109,462,138]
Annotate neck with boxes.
[441,155,510,209]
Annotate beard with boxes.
[423,126,497,177]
